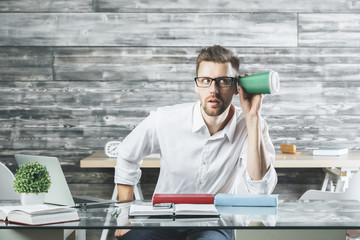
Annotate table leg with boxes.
[321,172,330,191]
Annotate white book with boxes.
[129,202,219,218]
[312,147,349,156]
[0,204,80,225]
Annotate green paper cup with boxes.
[238,71,280,94]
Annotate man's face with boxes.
[195,61,238,117]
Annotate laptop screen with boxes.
[14,154,75,206]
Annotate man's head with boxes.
[195,45,240,117]
[196,45,239,77]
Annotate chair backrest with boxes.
[343,170,360,199]
[0,162,20,200]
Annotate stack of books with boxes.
[129,193,279,219]
[312,147,349,156]
[129,194,218,218]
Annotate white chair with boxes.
[0,162,20,200]
[300,170,360,239]
[300,170,360,201]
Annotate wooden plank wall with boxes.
[1,1,360,203]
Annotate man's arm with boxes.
[239,87,271,180]
[245,114,271,180]
[117,184,134,202]
[114,184,134,238]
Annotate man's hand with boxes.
[115,229,130,238]
[238,75,262,117]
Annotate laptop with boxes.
[14,154,117,208]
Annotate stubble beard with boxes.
[201,95,227,117]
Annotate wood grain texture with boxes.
[1,0,360,201]
[94,0,360,13]
[299,14,360,47]
[53,47,360,82]
[1,46,359,151]
[0,13,297,47]
[0,0,93,13]
[0,47,53,81]
[54,47,197,81]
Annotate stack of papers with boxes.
[129,202,219,218]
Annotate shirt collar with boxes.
[192,101,238,143]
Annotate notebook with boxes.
[14,154,117,208]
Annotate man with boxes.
[114,45,277,239]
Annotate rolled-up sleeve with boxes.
[245,165,277,194]
[114,111,159,185]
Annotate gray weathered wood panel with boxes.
[299,14,360,47]
[0,13,297,47]
[2,0,360,13]
[1,0,360,204]
[0,47,53,81]
[53,47,360,82]
[1,46,359,151]
[1,80,359,150]
[0,0,93,13]
[54,47,197,81]
[94,0,360,13]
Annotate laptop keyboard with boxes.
[73,196,97,204]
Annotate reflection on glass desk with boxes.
[1,200,360,229]
[1,200,360,240]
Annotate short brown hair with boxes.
[196,45,240,76]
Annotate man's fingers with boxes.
[115,229,131,238]
[238,86,247,102]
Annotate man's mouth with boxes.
[207,98,221,107]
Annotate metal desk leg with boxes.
[75,229,86,240]
[134,181,144,200]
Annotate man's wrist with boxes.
[245,114,259,128]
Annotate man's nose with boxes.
[209,80,219,93]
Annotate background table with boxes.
[81,152,360,196]
[81,152,360,169]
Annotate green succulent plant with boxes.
[13,162,51,194]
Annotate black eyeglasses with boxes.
[194,76,237,88]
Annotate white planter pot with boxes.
[21,192,45,205]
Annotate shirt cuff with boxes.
[245,165,278,194]
[114,157,142,185]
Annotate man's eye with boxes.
[218,78,230,84]
[201,78,211,84]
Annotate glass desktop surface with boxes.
[1,200,360,229]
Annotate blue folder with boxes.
[214,193,278,207]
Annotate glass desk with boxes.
[1,200,360,240]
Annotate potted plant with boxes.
[13,162,51,205]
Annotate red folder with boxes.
[152,194,214,205]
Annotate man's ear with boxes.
[234,76,239,95]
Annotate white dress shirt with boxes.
[114,101,277,195]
